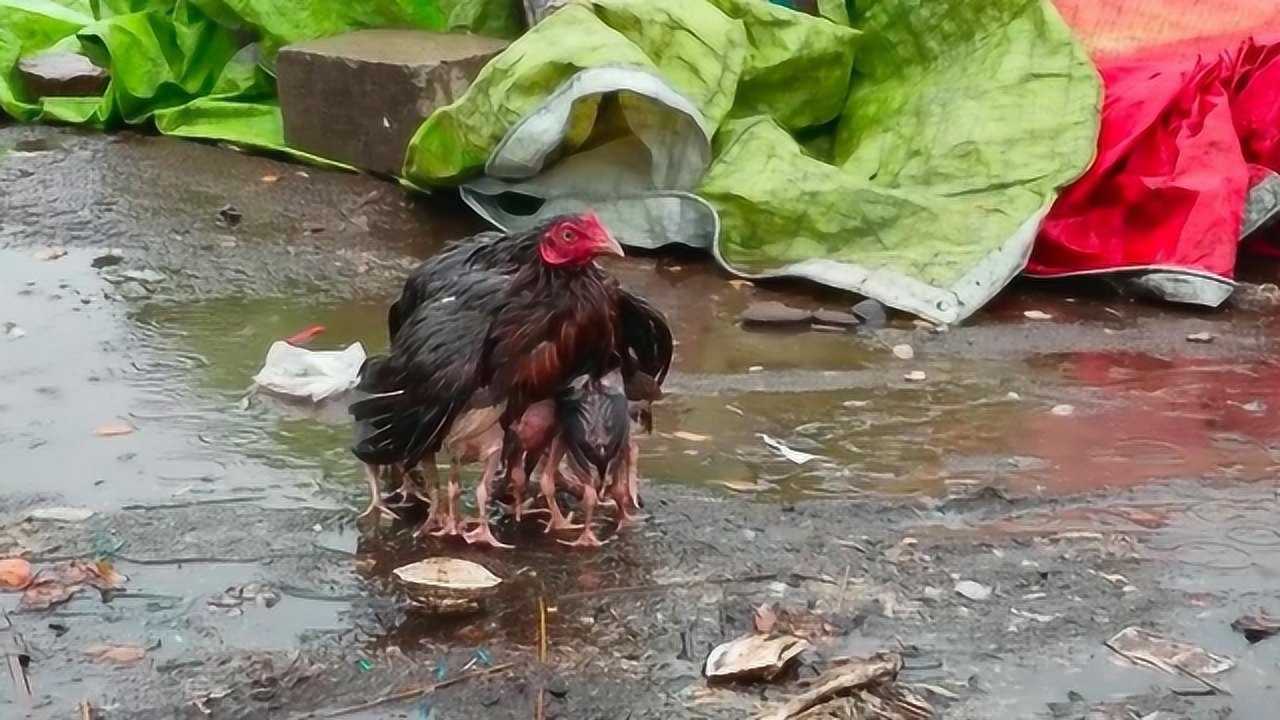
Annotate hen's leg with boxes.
[357,464,399,522]
[425,460,463,537]
[561,482,603,548]
[539,439,580,532]
[463,452,513,549]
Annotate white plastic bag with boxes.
[251,341,366,402]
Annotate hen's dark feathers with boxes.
[352,269,510,466]
[615,289,673,401]
[387,229,542,341]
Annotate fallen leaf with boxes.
[1106,626,1234,681]
[1024,310,1053,320]
[728,279,753,290]
[753,604,778,634]
[673,431,709,442]
[393,558,501,592]
[724,404,745,416]
[704,634,809,682]
[954,580,992,601]
[33,247,67,261]
[0,558,33,590]
[26,507,95,523]
[759,434,822,465]
[19,559,127,610]
[748,365,765,373]
[20,580,81,610]
[1186,332,1215,344]
[1231,613,1280,643]
[261,174,280,183]
[903,370,927,382]
[891,344,915,360]
[84,644,146,665]
[94,421,134,437]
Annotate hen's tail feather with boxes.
[350,392,455,468]
[350,355,453,467]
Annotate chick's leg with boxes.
[390,463,430,507]
[626,439,643,510]
[416,459,447,534]
[609,456,642,530]
[539,439,580,532]
[357,464,399,522]
[561,482,603,548]
[510,459,528,522]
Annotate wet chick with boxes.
[556,370,631,547]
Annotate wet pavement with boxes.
[2,125,1279,719]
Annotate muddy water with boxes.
[4,126,1280,718]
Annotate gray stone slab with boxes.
[17,52,109,98]
[277,30,509,176]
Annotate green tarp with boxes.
[1,0,1101,322]
[0,0,520,147]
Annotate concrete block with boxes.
[17,52,109,98]
[277,30,509,176]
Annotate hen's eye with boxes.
[561,230,573,242]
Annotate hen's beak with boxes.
[596,232,625,258]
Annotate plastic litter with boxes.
[251,341,366,402]
[759,434,822,465]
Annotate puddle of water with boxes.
[0,251,326,508]
[102,265,1280,506]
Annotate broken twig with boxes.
[763,653,902,720]
[301,663,514,719]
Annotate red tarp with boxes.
[1031,1,1280,285]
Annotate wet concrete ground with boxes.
[2,125,1279,719]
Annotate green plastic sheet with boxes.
[404,0,1100,321]
[3,0,1101,321]
[0,0,520,152]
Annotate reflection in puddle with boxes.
[128,288,1280,507]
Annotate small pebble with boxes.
[812,308,860,327]
[904,370,927,382]
[1185,332,1215,344]
[892,344,915,360]
[1024,310,1053,320]
[852,298,888,328]
[1050,404,1075,416]
[740,301,810,325]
